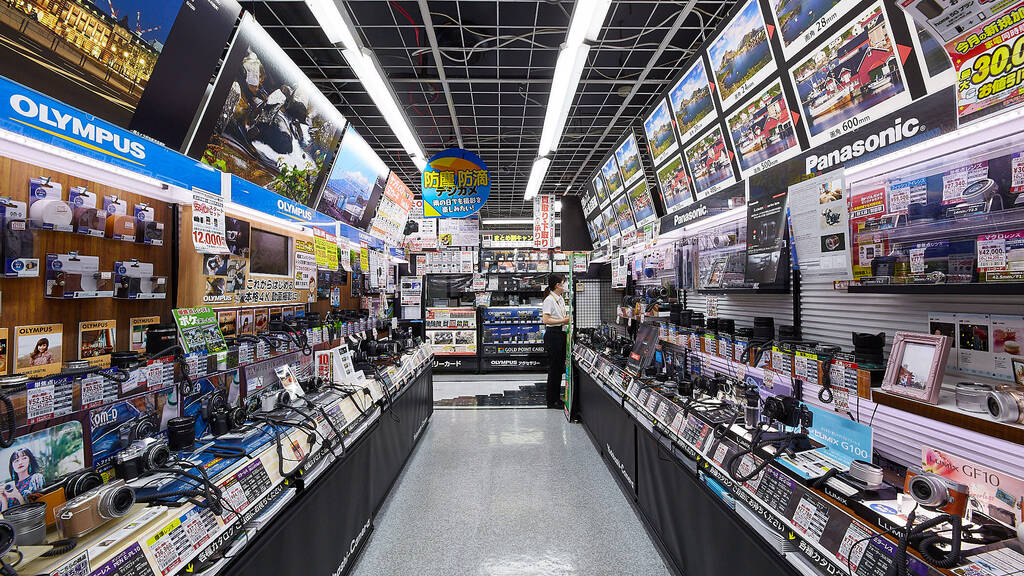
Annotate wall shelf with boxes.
[872,390,1024,447]
[848,283,1024,295]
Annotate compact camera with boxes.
[30,469,103,525]
[762,395,812,429]
[987,387,1024,423]
[905,471,969,517]
[55,479,135,538]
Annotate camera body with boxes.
[30,469,103,525]
[55,479,136,538]
[762,395,813,429]
[115,437,170,481]
[905,471,969,517]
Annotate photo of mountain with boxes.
[615,134,644,187]
[656,155,695,213]
[317,126,390,228]
[602,205,620,238]
[726,80,800,177]
[768,0,845,59]
[684,125,736,198]
[612,193,636,235]
[788,1,910,147]
[643,99,678,167]
[707,0,777,110]
[601,156,624,197]
[669,58,717,143]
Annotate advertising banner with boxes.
[191,188,228,254]
[788,170,850,277]
[313,228,339,271]
[421,148,491,217]
[172,307,227,355]
[533,195,555,249]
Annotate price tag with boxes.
[909,248,926,274]
[191,188,228,254]
[977,235,1007,270]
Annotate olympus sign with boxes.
[9,94,147,159]
[805,117,921,172]
[673,204,708,226]
[277,199,312,221]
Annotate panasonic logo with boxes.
[277,199,312,220]
[805,117,921,172]
[10,94,147,160]
[674,205,708,226]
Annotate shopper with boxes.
[542,273,570,409]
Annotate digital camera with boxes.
[55,479,135,538]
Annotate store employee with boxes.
[542,273,570,409]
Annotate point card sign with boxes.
[421,148,491,218]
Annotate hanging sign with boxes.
[533,195,555,249]
[421,148,491,218]
[313,228,339,271]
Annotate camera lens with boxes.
[753,317,774,341]
[910,476,935,502]
[0,520,13,556]
[5,503,46,546]
[167,416,196,451]
[65,470,102,499]
[987,390,1022,423]
[145,442,171,470]
[99,485,136,519]
[145,323,178,356]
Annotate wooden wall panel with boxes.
[0,156,174,374]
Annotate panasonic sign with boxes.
[805,117,922,173]
[673,204,708,226]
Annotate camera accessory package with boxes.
[103,196,134,241]
[69,186,106,237]
[134,204,163,246]
[28,178,73,232]
[114,260,167,300]
[44,253,114,299]
[1,198,39,277]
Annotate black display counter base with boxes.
[576,369,800,576]
[221,368,434,576]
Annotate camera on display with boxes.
[762,395,812,429]
[905,471,970,517]
[986,387,1024,423]
[56,479,136,538]
[114,437,171,481]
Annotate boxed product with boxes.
[1,198,38,277]
[134,204,164,246]
[69,186,106,237]
[28,178,73,231]
[104,195,134,241]
[45,253,114,298]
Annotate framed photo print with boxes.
[882,331,952,404]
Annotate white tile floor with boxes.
[349,409,673,576]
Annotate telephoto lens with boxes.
[778,324,800,341]
[852,332,886,366]
[743,385,760,429]
[145,323,178,356]
[706,317,719,333]
[718,319,735,335]
[167,416,197,451]
[690,313,705,329]
[753,317,774,341]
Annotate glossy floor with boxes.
[349,409,674,576]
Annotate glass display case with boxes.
[480,306,546,372]
[479,249,551,273]
[695,220,750,291]
[848,137,1024,293]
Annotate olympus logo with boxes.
[91,406,119,428]
[805,117,921,172]
[334,517,372,576]
[277,199,312,221]
[673,205,708,226]
[9,94,147,159]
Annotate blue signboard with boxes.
[777,404,873,480]
[421,148,490,218]
[0,75,221,193]
[229,176,336,225]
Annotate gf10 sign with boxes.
[421,148,490,218]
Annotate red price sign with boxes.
[193,230,226,248]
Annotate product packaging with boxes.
[113,260,167,300]
[1,198,38,277]
[45,253,113,298]
[28,178,73,231]
[69,187,105,237]
[103,196,134,241]
[134,204,163,246]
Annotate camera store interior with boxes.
[0,0,1023,574]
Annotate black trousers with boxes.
[544,327,567,407]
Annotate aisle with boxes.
[349,409,674,576]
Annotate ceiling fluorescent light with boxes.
[538,44,589,156]
[566,0,612,47]
[343,47,426,164]
[305,0,360,51]
[524,157,551,200]
[482,218,534,225]
[412,154,427,172]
